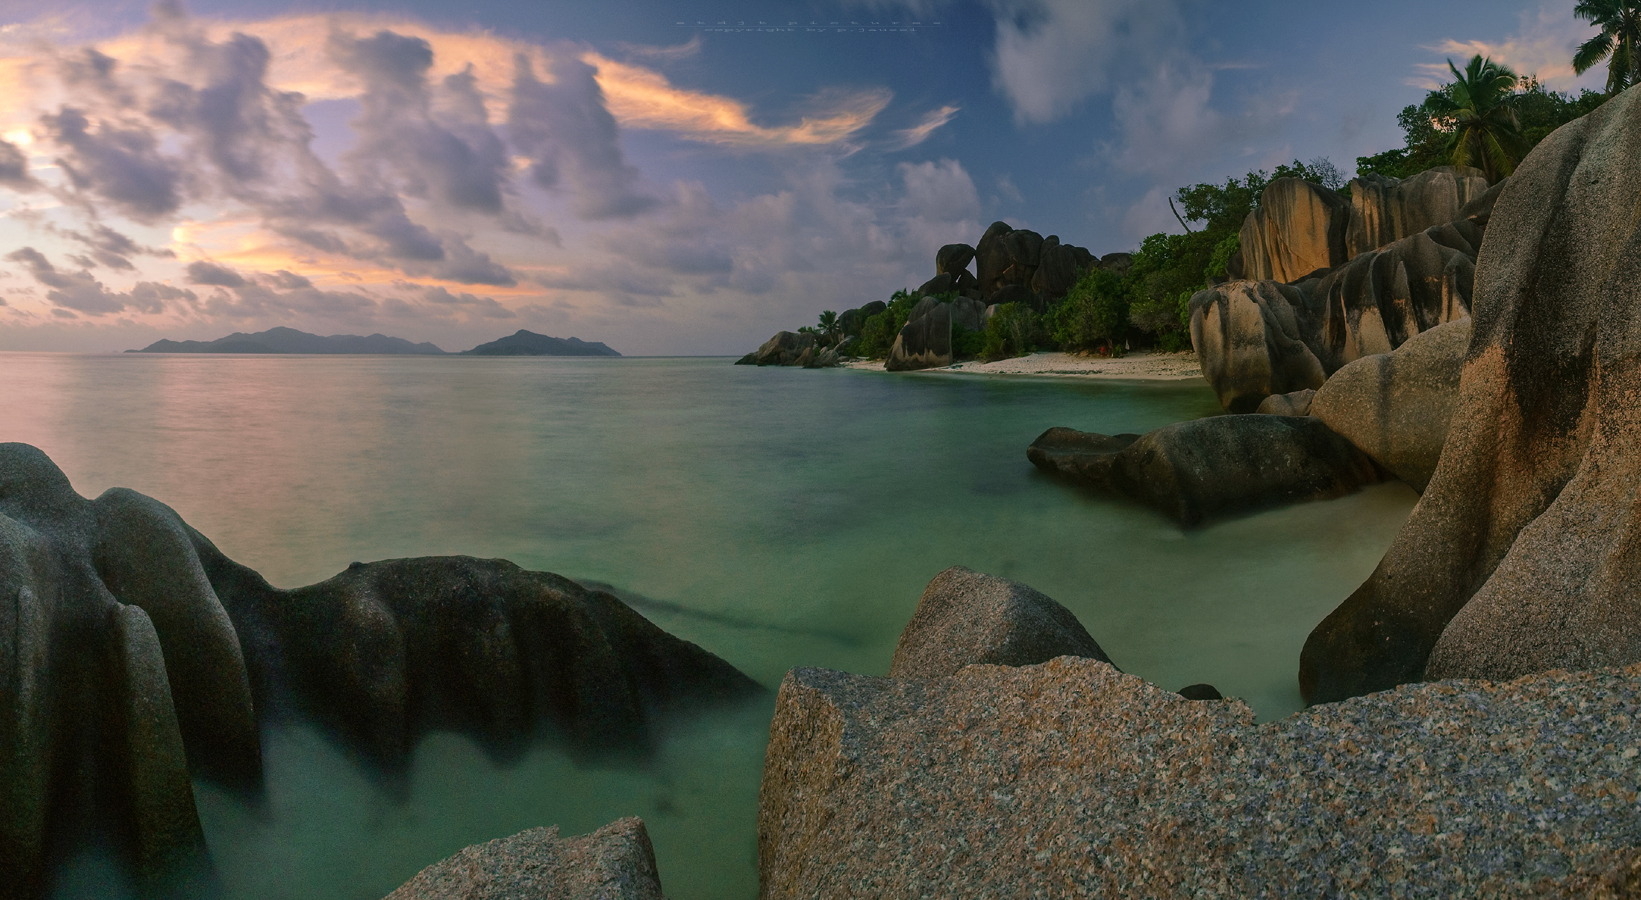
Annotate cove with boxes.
[0,353,1417,899]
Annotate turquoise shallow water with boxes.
[1,353,1417,900]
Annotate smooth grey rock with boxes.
[1238,177,1349,283]
[889,566,1112,679]
[384,818,664,900]
[1188,281,1326,413]
[1310,318,1470,491]
[1001,229,1043,268]
[915,272,955,298]
[1346,166,1489,259]
[743,331,816,367]
[1026,416,1381,526]
[948,296,987,333]
[758,658,1641,899]
[974,221,1014,296]
[935,243,975,276]
[886,302,952,371]
[1302,85,1641,703]
[1255,389,1315,417]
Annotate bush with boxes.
[952,323,985,359]
[1049,268,1128,353]
[981,303,1040,361]
[851,289,918,359]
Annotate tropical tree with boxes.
[817,310,839,345]
[1574,0,1641,95]
[1427,55,1528,183]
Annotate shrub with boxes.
[851,289,919,359]
[1049,268,1128,353]
[952,323,985,359]
[981,303,1039,361]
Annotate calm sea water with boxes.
[1,353,1416,900]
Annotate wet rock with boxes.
[1188,281,1326,413]
[758,657,1641,899]
[1176,682,1223,700]
[1026,416,1380,527]
[384,818,664,900]
[1346,165,1488,259]
[1310,318,1470,491]
[1255,389,1315,417]
[1301,86,1641,703]
[935,243,975,276]
[1238,177,1349,283]
[888,566,1112,678]
[0,443,760,899]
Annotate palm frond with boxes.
[1575,31,1615,75]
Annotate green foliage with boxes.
[1428,55,1527,183]
[1121,229,1222,347]
[1049,269,1128,352]
[1573,0,1641,95]
[1172,159,1344,233]
[817,310,839,344]
[952,323,985,359]
[980,303,1040,361]
[1514,76,1608,145]
[850,289,919,359]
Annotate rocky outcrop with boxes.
[1026,416,1381,526]
[1310,318,1470,491]
[736,331,815,366]
[885,302,952,371]
[935,243,974,276]
[0,443,759,899]
[1188,281,1326,413]
[1029,236,1095,298]
[758,657,1641,899]
[888,566,1112,678]
[974,221,1016,296]
[1345,166,1488,260]
[1300,85,1641,703]
[1192,185,1500,413]
[384,818,664,900]
[1238,177,1350,283]
[1255,388,1315,416]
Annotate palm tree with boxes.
[1574,0,1641,95]
[817,310,840,345]
[1429,55,1529,183]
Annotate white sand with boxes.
[840,350,1204,381]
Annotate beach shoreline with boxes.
[840,350,1204,381]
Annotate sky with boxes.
[0,0,1608,355]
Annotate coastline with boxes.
[840,350,1204,381]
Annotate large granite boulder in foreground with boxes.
[1310,318,1470,492]
[888,566,1112,678]
[0,443,759,900]
[1300,84,1641,704]
[759,657,1641,899]
[1027,416,1380,526]
[384,818,664,900]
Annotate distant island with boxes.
[460,330,620,357]
[128,327,620,357]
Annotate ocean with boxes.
[0,353,1417,900]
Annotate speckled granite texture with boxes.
[384,817,664,900]
[759,657,1641,899]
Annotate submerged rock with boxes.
[1301,84,1641,703]
[758,657,1641,898]
[1027,416,1380,526]
[888,566,1112,678]
[384,818,664,900]
[0,443,760,899]
[1310,318,1470,491]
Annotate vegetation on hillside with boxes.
[824,41,1621,365]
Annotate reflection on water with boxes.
[2,353,1416,899]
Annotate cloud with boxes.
[1414,2,1603,91]
[0,138,34,187]
[187,259,246,287]
[418,284,515,317]
[611,35,702,63]
[984,0,1183,124]
[7,246,195,314]
[888,105,958,150]
[584,51,891,147]
[41,107,185,221]
[508,52,660,219]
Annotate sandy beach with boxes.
[841,350,1204,381]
